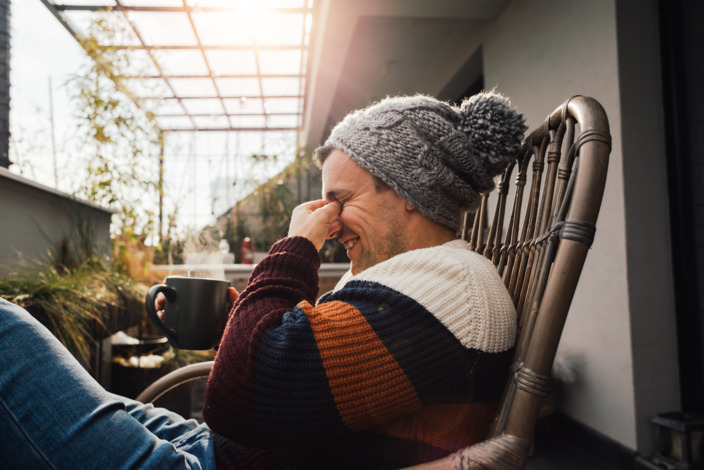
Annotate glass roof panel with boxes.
[97,16,141,47]
[129,12,198,46]
[191,11,255,46]
[157,49,209,76]
[261,77,301,96]
[52,0,116,5]
[169,78,218,97]
[181,98,224,115]
[215,78,262,97]
[258,50,302,75]
[63,10,133,43]
[183,0,236,6]
[266,115,300,128]
[255,13,304,46]
[193,115,232,129]
[263,97,301,114]
[138,98,184,115]
[155,115,194,130]
[122,78,173,98]
[120,0,183,6]
[183,0,306,9]
[115,49,161,77]
[229,115,266,129]
[205,50,258,76]
[223,98,264,115]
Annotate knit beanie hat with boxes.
[321,91,527,233]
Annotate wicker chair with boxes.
[138,95,611,470]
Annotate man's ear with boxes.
[405,202,415,212]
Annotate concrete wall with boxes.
[0,168,114,273]
[614,0,681,453]
[0,0,10,168]
[477,0,680,455]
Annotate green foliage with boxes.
[256,182,296,250]
[223,212,251,262]
[250,153,278,164]
[0,247,146,369]
[241,152,307,251]
[320,239,348,263]
[153,237,185,265]
[69,15,163,242]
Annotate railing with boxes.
[150,262,351,294]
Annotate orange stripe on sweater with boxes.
[374,401,499,452]
[299,300,421,431]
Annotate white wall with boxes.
[478,0,679,454]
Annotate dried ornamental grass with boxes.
[0,256,146,367]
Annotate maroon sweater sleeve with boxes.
[202,236,321,444]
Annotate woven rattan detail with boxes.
[575,128,612,154]
[514,366,553,398]
[454,434,532,470]
[560,220,597,247]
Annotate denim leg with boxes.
[0,298,216,470]
[118,395,209,443]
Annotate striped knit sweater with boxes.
[203,236,516,469]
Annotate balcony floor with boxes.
[525,414,662,470]
[527,433,616,469]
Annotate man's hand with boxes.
[155,287,239,321]
[288,200,341,251]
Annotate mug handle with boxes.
[145,284,179,346]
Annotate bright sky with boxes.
[9,1,84,187]
[8,0,298,236]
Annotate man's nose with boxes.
[327,216,342,239]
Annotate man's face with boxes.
[321,149,411,275]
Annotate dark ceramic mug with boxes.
[145,275,231,350]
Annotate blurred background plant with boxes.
[71,16,164,244]
[0,222,146,369]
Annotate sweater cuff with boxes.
[268,236,321,267]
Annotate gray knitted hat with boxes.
[321,91,527,232]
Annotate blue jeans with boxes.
[0,298,216,469]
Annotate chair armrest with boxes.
[136,361,214,404]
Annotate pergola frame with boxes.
[39,0,317,134]
[35,1,318,238]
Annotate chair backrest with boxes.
[420,95,611,470]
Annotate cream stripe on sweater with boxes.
[330,239,516,353]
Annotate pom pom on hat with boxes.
[458,90,528,177]
[321,91,527,233]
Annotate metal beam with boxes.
[53,5,311,14]
[161,127,299,133]
[125,74,305,80]
[105,45,305,51]
[156,112,301,117]
[143,96,303,101]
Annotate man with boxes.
[0,91,525,469]
[203,91,526,468]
